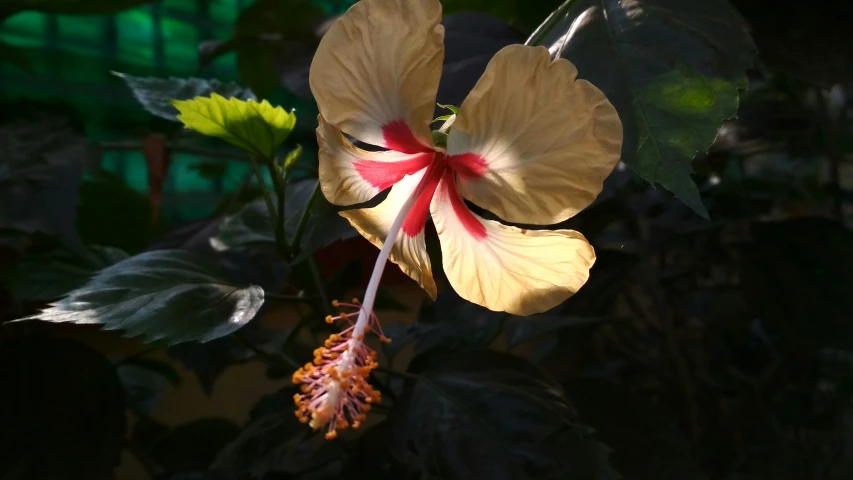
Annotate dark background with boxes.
[2,1,853,479]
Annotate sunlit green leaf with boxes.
[171,94,296,160]
[528,0,756,218]
[18,250,265,345]
[282,144,303,170]
[436,103,460,115]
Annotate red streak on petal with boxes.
[382,120,431,154]
[354,152,433,190]
[447,153,488,179]
[401,163,445,238]
[442,170,487,240]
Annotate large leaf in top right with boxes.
[527,0,756,219]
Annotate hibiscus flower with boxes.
[293,0,623,438]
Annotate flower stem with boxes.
[342,169,432,364]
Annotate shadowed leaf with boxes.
[527,0,757,218]
[388,350,619,479]
[115,73,255,121]
[18,249,264,345]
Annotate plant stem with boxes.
[258,156,291,259]
[248,156,278,234]
[292,181,322,255]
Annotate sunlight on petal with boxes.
[431,171,595,316]
[448,45,622,225]
[309,0,444,149]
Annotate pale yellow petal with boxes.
[340,169,437,299]
[431,171,595,316]
[447,44,623,225]
[317,116,433,206]
[309,0,444,151]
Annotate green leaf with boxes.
[18,250,265,345]
[0,110,90,242]
[0,0,152,17]
[527,0,757,218]
[0,336,126,480]
[171,94,296,160]
[3,244,128,301]
[431,114,454,124]
[388,351,619,479]
[116,357,181,414]
[436,103,460,115]
[742,217,853,351]
[114,73,255,121]
[210,179,356,262]
[282,144,303,170]
[382,288,507,360]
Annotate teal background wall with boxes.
[0,0,349,222]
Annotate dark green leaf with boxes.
[211,179,356,262]
[388,351,618,479]
[436,12,526,107]
[189,161,229,180]
[149,418,241,472]
[114,73,255,121]
[236,44,281,99]
[0,336,126,480]
[742,217,853,351]
[229,0,326,98]
[19,249,265,345]
[562,378,702,479]
[0,111,89,243]
[373,287,411,313]
[527,0,757,218]
[116,357,180,415]
[507,315,619,347]
[211,387,345,479]
[3,244,128,301]
[382,288,506,360]
[119,357,182,386]
[75,171,154,254]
